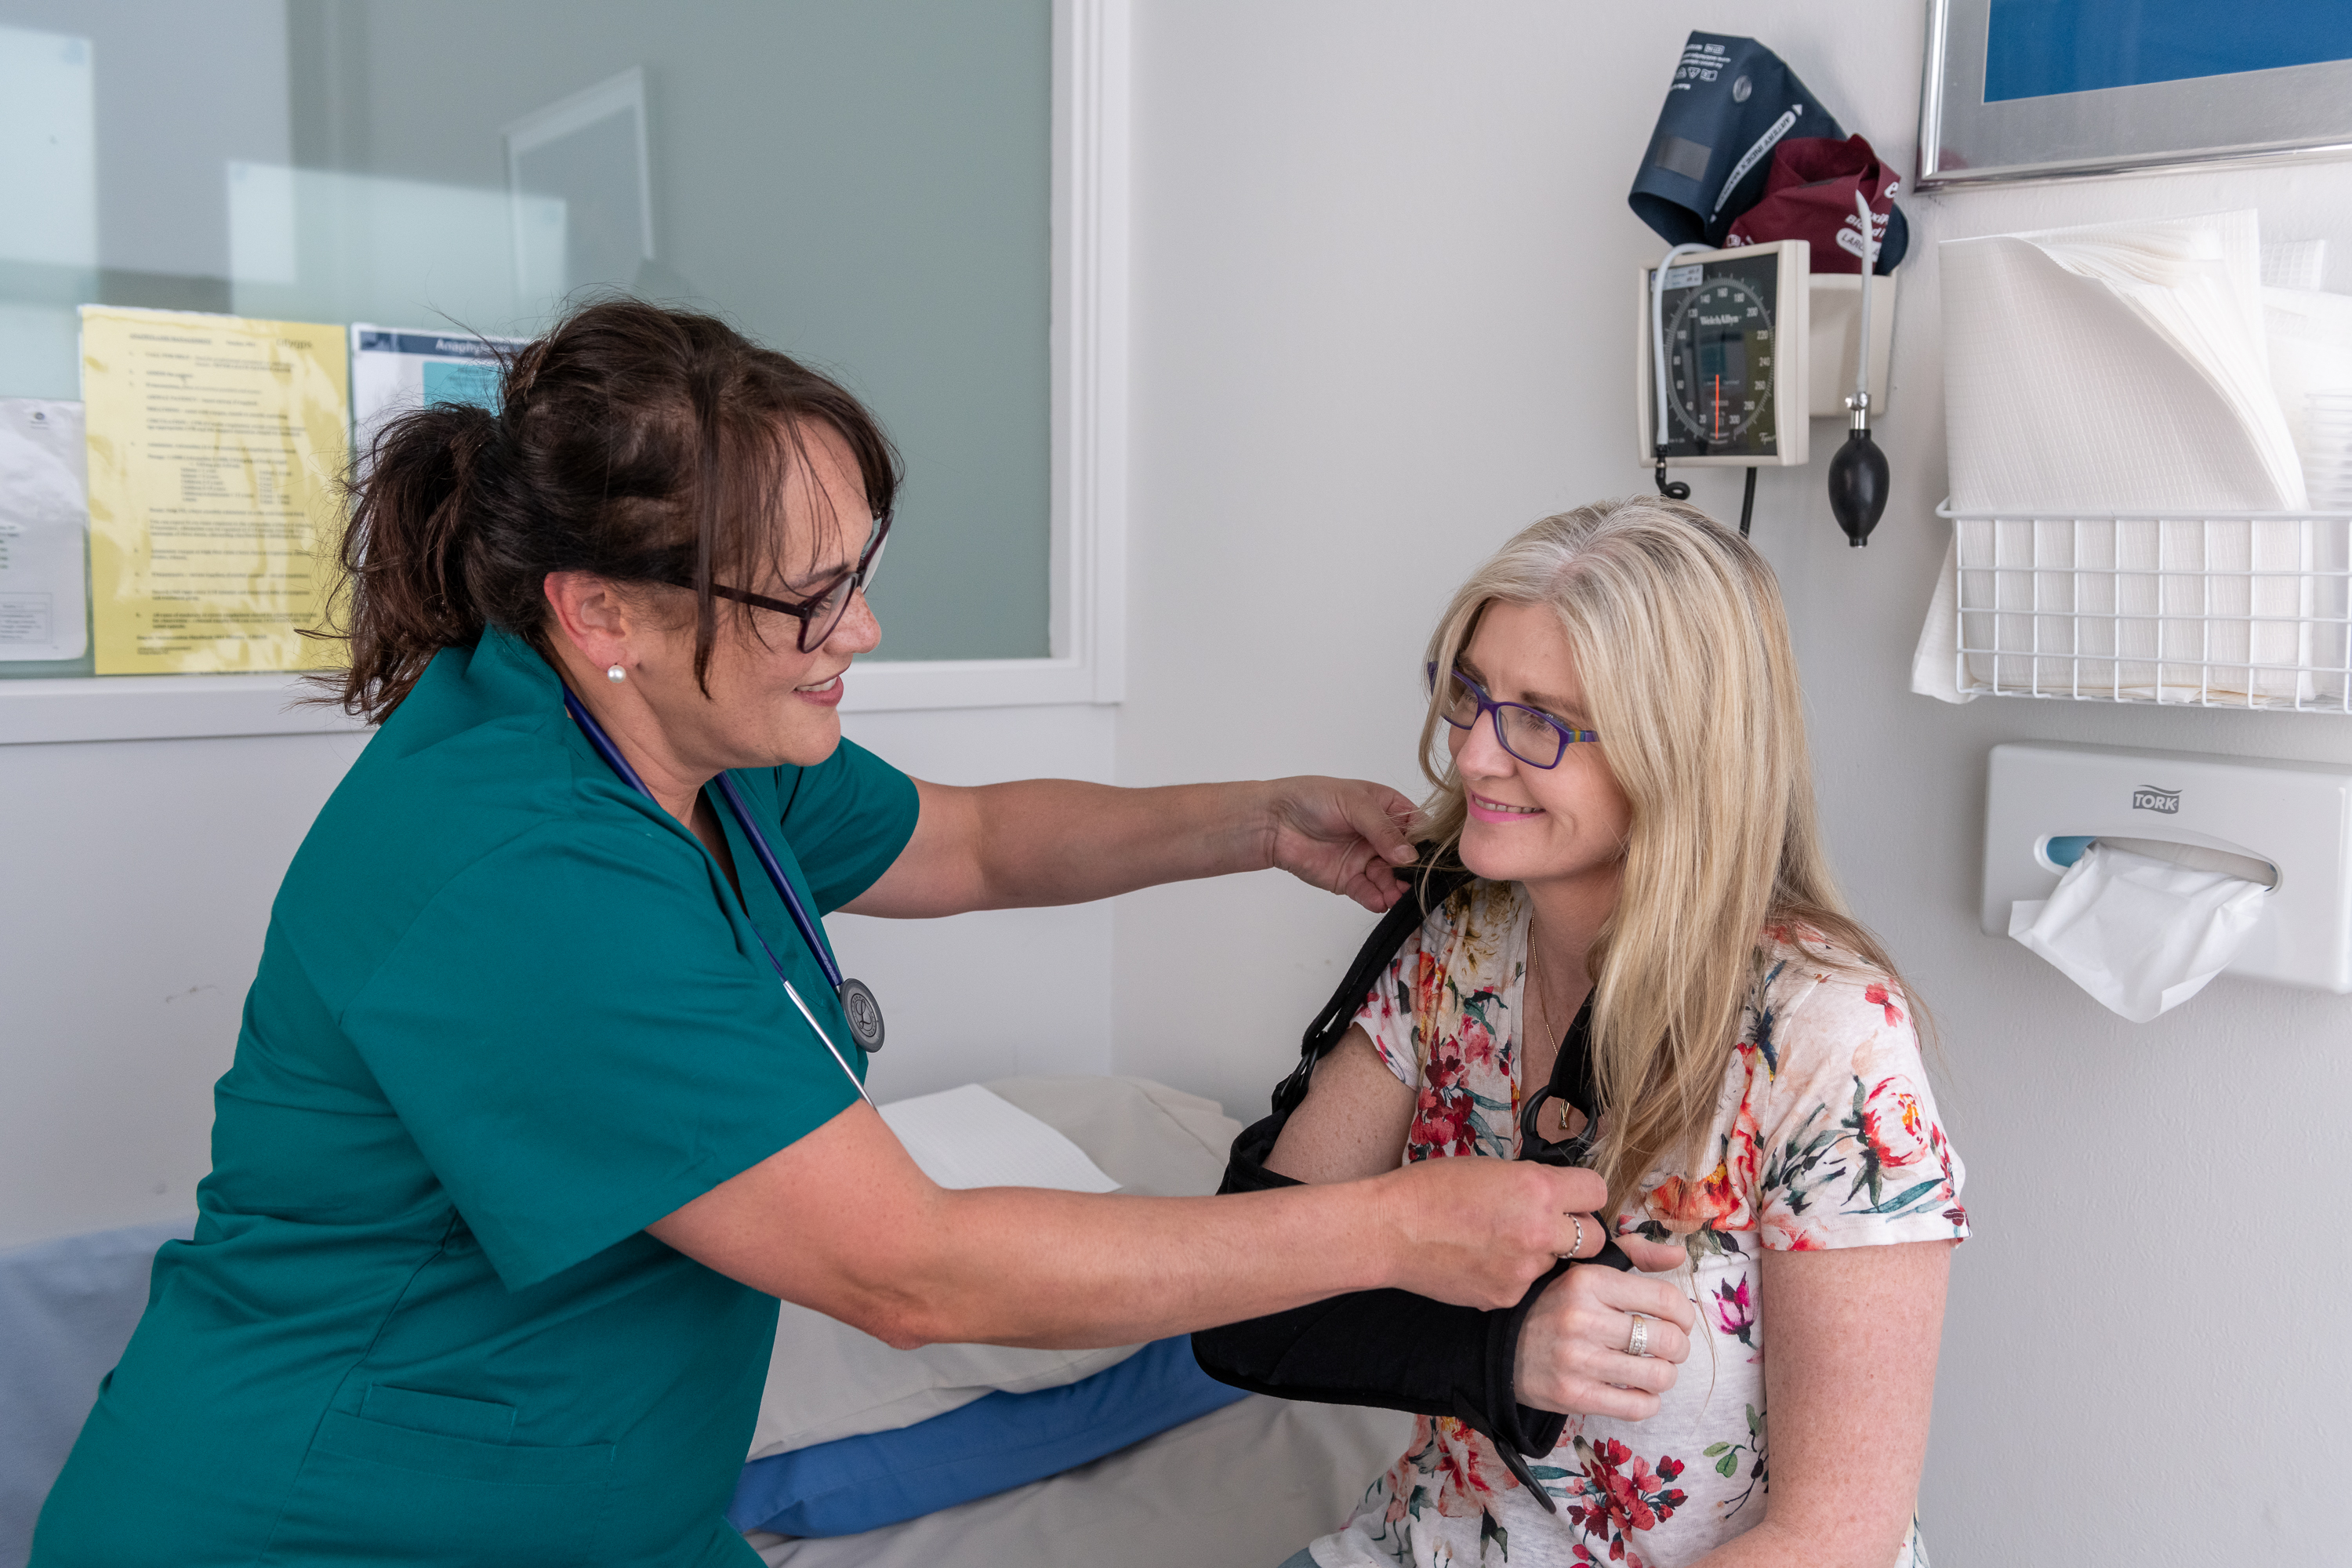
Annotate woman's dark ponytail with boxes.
[313,300,901,723]
[325,402,498,719]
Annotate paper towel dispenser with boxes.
[1982,742,2352,993]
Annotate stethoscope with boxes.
[562,688,883,1107]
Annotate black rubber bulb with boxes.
[1826,425,1889,546]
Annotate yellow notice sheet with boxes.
[81,306,349,674]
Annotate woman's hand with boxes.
[1371,1156,1624,1310]
[1514,1259,1698,1419]
[1259,777,1420,911]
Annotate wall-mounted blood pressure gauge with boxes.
[1634,239,1809,469]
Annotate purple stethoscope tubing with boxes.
[562,688,879,1104]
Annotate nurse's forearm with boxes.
[845,775,1415,916]
[850,779,1273,916]
[646,1102,1597,1350]
[866,1184,1443,1348]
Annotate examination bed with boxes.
[748,1394,1406,1568]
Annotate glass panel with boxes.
[0,0,1049,673]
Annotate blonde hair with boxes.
[1416,497,1911,1214]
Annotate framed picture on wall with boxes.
[503,67,657,298]
[1919,0,2352,189]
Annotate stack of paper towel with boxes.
[1913,210,2352,708]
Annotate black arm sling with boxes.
[1190,854,1631,1510]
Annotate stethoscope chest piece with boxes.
[837,978,885,1053]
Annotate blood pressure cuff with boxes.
[1723,134,1902,274]
[1189,1124,1572,1474]
[1628,31,1907,273]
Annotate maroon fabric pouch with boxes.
[1722,133,1902,274]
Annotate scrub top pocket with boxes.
[261,1390,615,1566]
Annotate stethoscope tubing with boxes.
[710,772,844,992]
[561,687,874,1105]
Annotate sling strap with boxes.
[1192,853,1631,1512]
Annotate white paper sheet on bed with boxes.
[748,1396,1413,1568]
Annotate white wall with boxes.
[0,730,364,1250]
[1113,4,2352,1563]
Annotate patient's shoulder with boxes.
[1741,926,1924,1091]
[1755,924,1914,1022]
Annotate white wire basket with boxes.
[1935,502,2352,713]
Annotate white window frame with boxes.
[0,0,1127,746]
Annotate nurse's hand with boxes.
[1259,776,1420,912]
[1513,1258,1697,1419]
[1372,1156,1624,1310]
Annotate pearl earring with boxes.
[607,664,626,684]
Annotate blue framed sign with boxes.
[1919,0,2352,187]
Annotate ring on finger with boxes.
[1558,1214,1583,1264]
[1625,1312,1650,1358]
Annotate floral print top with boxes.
[1304,880,1967,1568]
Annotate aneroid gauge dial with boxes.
[1635,241,1808,469]
[1666,275,1773,446]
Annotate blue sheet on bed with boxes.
[0,1218,193,1568]
[728,1334,1248,1539]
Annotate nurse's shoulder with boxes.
[273,628,719,1010]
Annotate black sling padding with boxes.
[1192,850,1632,1512]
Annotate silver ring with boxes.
[1626,1312,1650,1358]
[1559,1214,1583,1263]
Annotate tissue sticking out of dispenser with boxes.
[1826,190,1890,546]
[2009,841,2271,1021]
[1983,742,2352,1017]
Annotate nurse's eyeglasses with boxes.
[670,513,893,653]
[1428,662,1599,770]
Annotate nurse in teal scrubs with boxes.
[31,302,1607,1567]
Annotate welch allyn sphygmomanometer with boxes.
[1628,31,1903,545]
[564,687,883,1105]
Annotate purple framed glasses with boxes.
[671,513,892,653]
[1428,662,1599,769]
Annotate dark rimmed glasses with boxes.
[674,513,892,653]
[1428,662,1599,769]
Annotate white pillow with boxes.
[746,1075,1242,1460]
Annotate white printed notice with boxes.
[350,325,524,457]
[79,306,349,675]
[0,398,90,661]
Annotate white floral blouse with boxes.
[1303,880,1968,1568]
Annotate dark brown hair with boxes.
[315,299,900,721]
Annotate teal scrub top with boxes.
[31,629,920,1568]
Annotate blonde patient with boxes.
[1266,499,1967,1568]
